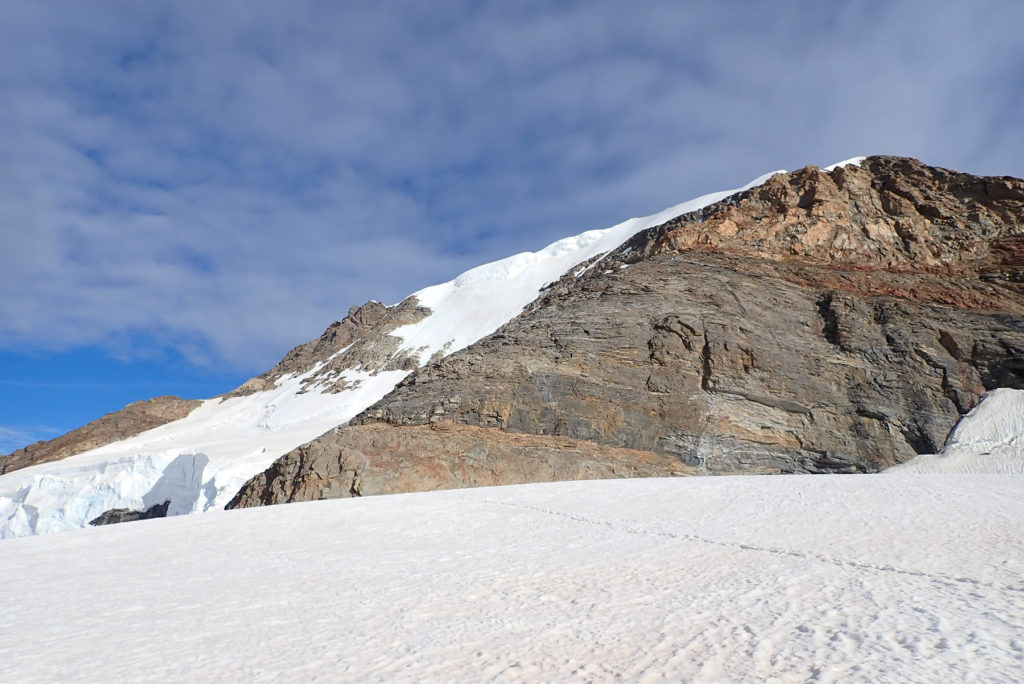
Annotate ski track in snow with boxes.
[479,497,1024,595]
[1,475,1022,683]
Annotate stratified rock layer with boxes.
[0,397,202,475]
[228,422,695,508]
[231,156,1024,507]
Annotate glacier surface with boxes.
[1,473,1022,682]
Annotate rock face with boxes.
[88,500,171,527]
[227,422,695,508]
[228,156,1024,508]
[0,397,202,475]
[227,298,430,397]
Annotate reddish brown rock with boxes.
[227,421,698,509]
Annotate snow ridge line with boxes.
[473,498,1024,595]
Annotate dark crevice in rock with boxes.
[900,428,939,457]
[816,294,841,347]
[699,331,713,392]
[939,368,967,415]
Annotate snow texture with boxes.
[888,388,1024,474]
[1,474,1022,682]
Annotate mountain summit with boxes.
[3,156,1023,536]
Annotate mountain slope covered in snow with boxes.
[890,388,1024,474]
[4,155,1023,539]
[1,153,1022,680]
[0,166,785,538]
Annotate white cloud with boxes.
[0,1,1021,372]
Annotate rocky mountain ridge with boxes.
[1,161,762,500]
[227,298,431,397]
[0,396,201,475]
[229,156,1024,508]
[0,300,431,478]
[4,156,1021,533]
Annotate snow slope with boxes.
[888,388,1024,474]
[1,474,1022,683]
[0,164,797,539]
[0,366,409,538]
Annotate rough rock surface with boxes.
[227,298,430,396]
[227,421,698,508]
[0,397,202,475]
[229,156,1023,507]
[88,500,171,527]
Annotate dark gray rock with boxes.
[88,500,171,527]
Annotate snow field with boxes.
[1,474,1021,682]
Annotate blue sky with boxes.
[2,1,1023,452]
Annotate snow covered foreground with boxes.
[0,164,795,539]
[2,474,1022,683]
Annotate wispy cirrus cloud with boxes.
[1,1,1021,373]
[0,425,60,454]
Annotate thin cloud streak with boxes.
[0,379,229,390]
[0,426,60,453]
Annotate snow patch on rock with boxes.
[888,388,1024,474]
[823,155,867,171]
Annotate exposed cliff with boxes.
[229,156,1024,508]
